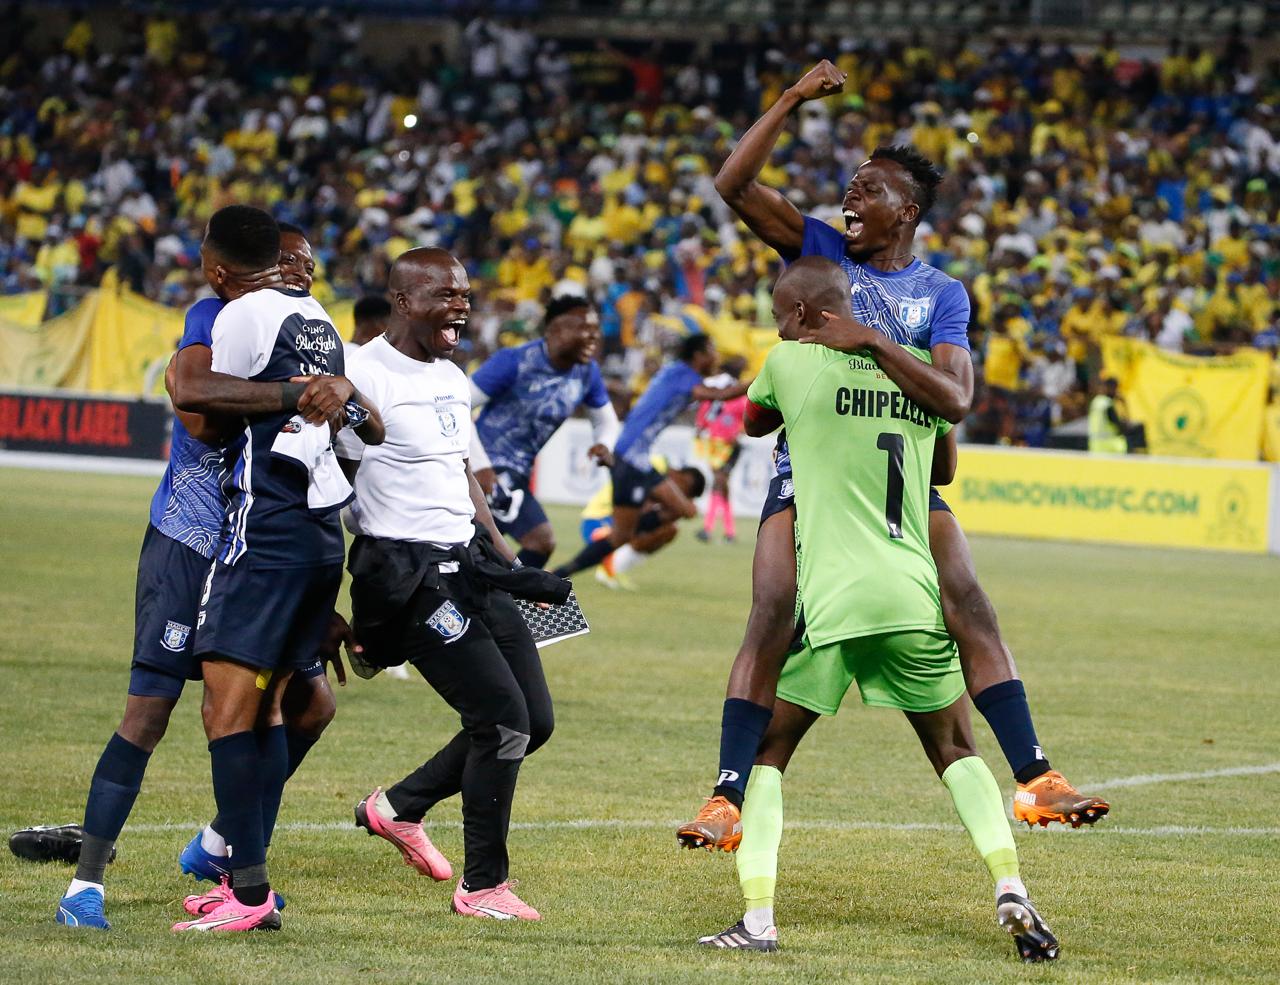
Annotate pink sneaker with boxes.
[451,879,541,921]
[183,879,233,916]
[355,787,452,881]
[172,892,281,932]
[182,879,286,916]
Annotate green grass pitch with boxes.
[1,467,1278,984]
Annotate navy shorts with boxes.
[759,475,952,525]
[195,560,343,674]
[759,472,796,525]
[129,525,211,697]
[612,458,665,507]
[487,469,549,540]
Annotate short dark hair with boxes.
[870,145,943,219]
[277,221,307,239]
[543,294,590,328]
[678,333,713,362]
[676,466,707,499]
[353,295,392,323]
[206,205,281,270]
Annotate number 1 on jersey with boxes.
[876,432,904,540]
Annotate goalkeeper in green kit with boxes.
[696,256,1058,962]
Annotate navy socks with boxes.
[284,727,319,780]
[712,699,773,808]
[257,725,289,849]
[516,547,550,569]
[209,731,267,875]
[77,733,152,882]
[82,733,152,843]
[973,679,1051,783]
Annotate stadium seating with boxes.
[1,5,1278,453]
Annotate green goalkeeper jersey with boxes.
[748,341,951,648]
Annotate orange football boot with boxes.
[676,796,743,851]
[1013,770,1110,828]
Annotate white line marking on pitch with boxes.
[123,818,1280,838]
[1088,762,1280,790]
[121,762,1280,839]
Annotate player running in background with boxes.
[339,249,562,921]
[470,295,619,569]
[552,333,746,578]
[694,355,749,544]
[170,207,381,933]
[579,459,707,589]
[678,62,1106,852]
[52,213,363,931]
[697,258,1058,961]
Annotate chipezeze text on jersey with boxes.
[834,387,935,429]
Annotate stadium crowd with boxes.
[3,7,1280,443]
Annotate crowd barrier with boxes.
[4,409,1277,555]
[0,388,170,459]
[537,420,1280,555]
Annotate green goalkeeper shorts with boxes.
[776,629,963,715]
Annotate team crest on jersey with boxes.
[779,478,795,500]
[160,620,191,652]
[897,297,932,329]
[436,408,459,437]
[425,601,470,643]
[280,420,302,434]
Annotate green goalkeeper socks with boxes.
[736,765,784,914]
[941,755,1020,883]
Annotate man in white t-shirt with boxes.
[336,249,565,922]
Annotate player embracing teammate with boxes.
[681,60,1108,960]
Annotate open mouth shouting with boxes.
[843,208,864,242]
[439,317,466,349]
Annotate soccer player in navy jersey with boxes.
[168,206,382,932]
[552,333,748,579]
[53,212,373,931]
[677,60,1106,854]
[470,295,619,569]
[177,224,358,886]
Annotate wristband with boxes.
[281,381,305,410]
[343,400,371,428]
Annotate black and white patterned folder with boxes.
[515,591,590,648]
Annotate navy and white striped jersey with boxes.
[210,287,345,569]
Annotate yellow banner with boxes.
[0,296,95,390]
[86,269,187,396]
[1102,338,1272,460]
[1264,403,1280,464]
[951,446,1273,554]
[0,290,49,327]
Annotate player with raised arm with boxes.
[697,258,1058,961]
[167,207,381,933]
[51,211,372,931]
[552,333,746,579]
[338,249,567,921]
[677,62,1106,852]
[469,295,619,569]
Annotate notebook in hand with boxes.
[516,591,590,648]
